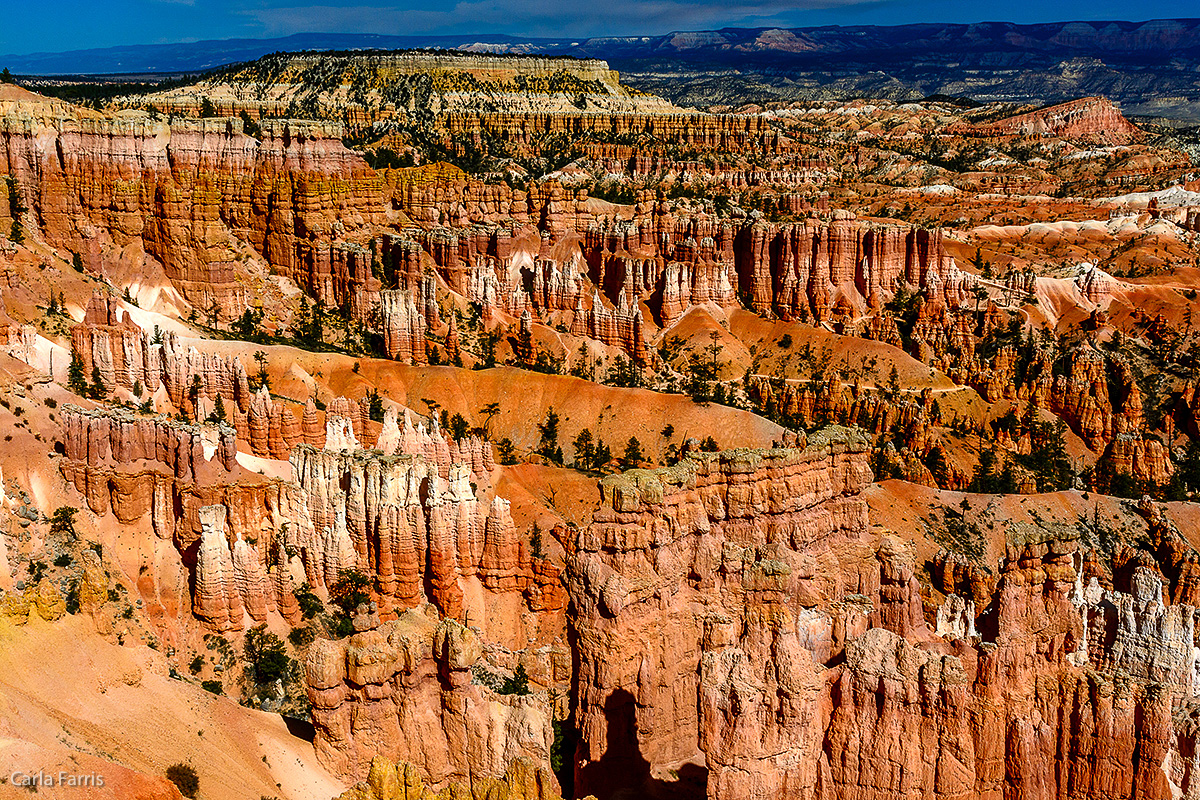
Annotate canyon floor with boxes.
[0,47,1199,800]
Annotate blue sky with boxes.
[0,0,1192,55]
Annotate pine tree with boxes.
[90,366,106,399]
[207,394,227,424]
[536,408,560,461]
[295,296,312,343]
[516,324,533,365]
[593,439,612,468]
[573,428,595,470]
[7,177,25,244]
[308,300,325,345]
[926,446,948,487]
[621,437,644,469]
[68,348,87,395]
[497,438,518,465]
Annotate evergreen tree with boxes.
[479,402,501,436]
[536,408,560,462]
[516,324,533,364]
[476,331,499,369]
[7,177,25,244]
[570,344,594,381]
[243,624,292,694]
[607,355,641,388]
[294,296,312,343]
[530,522,544,559]
[593,439,612,468]
[308,300,325,345]
[497,438,518,465]
[207,394,227,424]
[253,351,269,390]
[367,389,384,422]
[573,428,595,470]
[621,437,644,469]
[233,308,263,340]
[90,366,106,399]
[926,446,948,487]
[238,109,261,138]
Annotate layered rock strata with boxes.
[288,443,549,622]
[564,430,1200,800]
[1,113,382,314]
[308,612,556,787]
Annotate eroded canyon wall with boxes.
[1,112,382,315]
[562,428,1200,800]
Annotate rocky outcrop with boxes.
[1,112,382,315]
[375,407,494,487]
[965,96,1143,145]
[569,291,648,364]
[561,430,1200,800]
[72,294,255,416]
[289,443,541,622]
[378,289,427,365]
[566,428,876,799]
[132,50,678,128]
[61,404,237,479]
[336,754,571,800]
[307,612,556,787]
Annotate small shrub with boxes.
[188,655,204,675]
[165,763,199,798]
[294,583,323,619]
[50,506,78,538]
[201,680,223,696]
[288,626,316,647]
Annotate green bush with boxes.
[294,583,323,619]
[288,626,316,647]
[244,624,292,689]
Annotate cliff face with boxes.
[73,294,255,415]
[308,612,557,787]
[59,394,523,632]
[965,97,1143,145]
[288,439,536,623]
[375,171,959,361]
[0,112,382,316]
[566,429,878,799]
[561,430,1200,800]
[127,50,681,126]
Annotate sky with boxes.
[0,0,1193,55]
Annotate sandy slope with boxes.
[0,616,344,800]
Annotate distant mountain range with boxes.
[5,19,1200,121]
